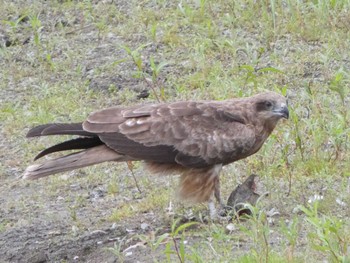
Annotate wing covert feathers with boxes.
[83,101,255,165]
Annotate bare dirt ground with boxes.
[0,170,159,262]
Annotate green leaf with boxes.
[258,67,284,74]
[153,233,169,249]
[281,86,288,96]
[311,243,328,252]
[156,61,169,73]
[111,58,128,67]
[171,218,181,233]
[150,57,156,71]
[136,42,152,52]
[179,239,185,261]
[174,222,198,236]
[164,242,174,261]
[119,44,132,55]
[239,65,255,72]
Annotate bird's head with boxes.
[253,91,289,124]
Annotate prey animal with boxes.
[24,92,288,218]
[225,174,260,218]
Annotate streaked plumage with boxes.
[24,92,288,206]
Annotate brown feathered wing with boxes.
[83,101,257,168]
[82,101,257,202]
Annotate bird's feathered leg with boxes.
[208,198,217,220]
[178,164,225,219]
[178,164,222,202]
[213,175,228,219]
[214,176,225,208]
[208,193,228,221]
[208,165,225,220]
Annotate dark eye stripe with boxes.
[265,101,272,107]
[256,100,274,112]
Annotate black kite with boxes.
[24,92,288,217]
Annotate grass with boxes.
[1,0,350,262]
[109,187,170,222]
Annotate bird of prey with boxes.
[24,91,288,218]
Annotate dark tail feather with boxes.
[26,123,95,137]
[34,137,103,160]
[24,145,127,180]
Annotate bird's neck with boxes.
[251,119,278,148]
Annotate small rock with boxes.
[140,223,149,231]
[292,206,300,214]
[336,198,346,207]
[266,208,280,217]
[226,223,236,232]
[47,231,61,236]
[308,194,323,203]
[89,189,105,201]
[70,184,81,191]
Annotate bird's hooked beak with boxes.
[274,103,289,119]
